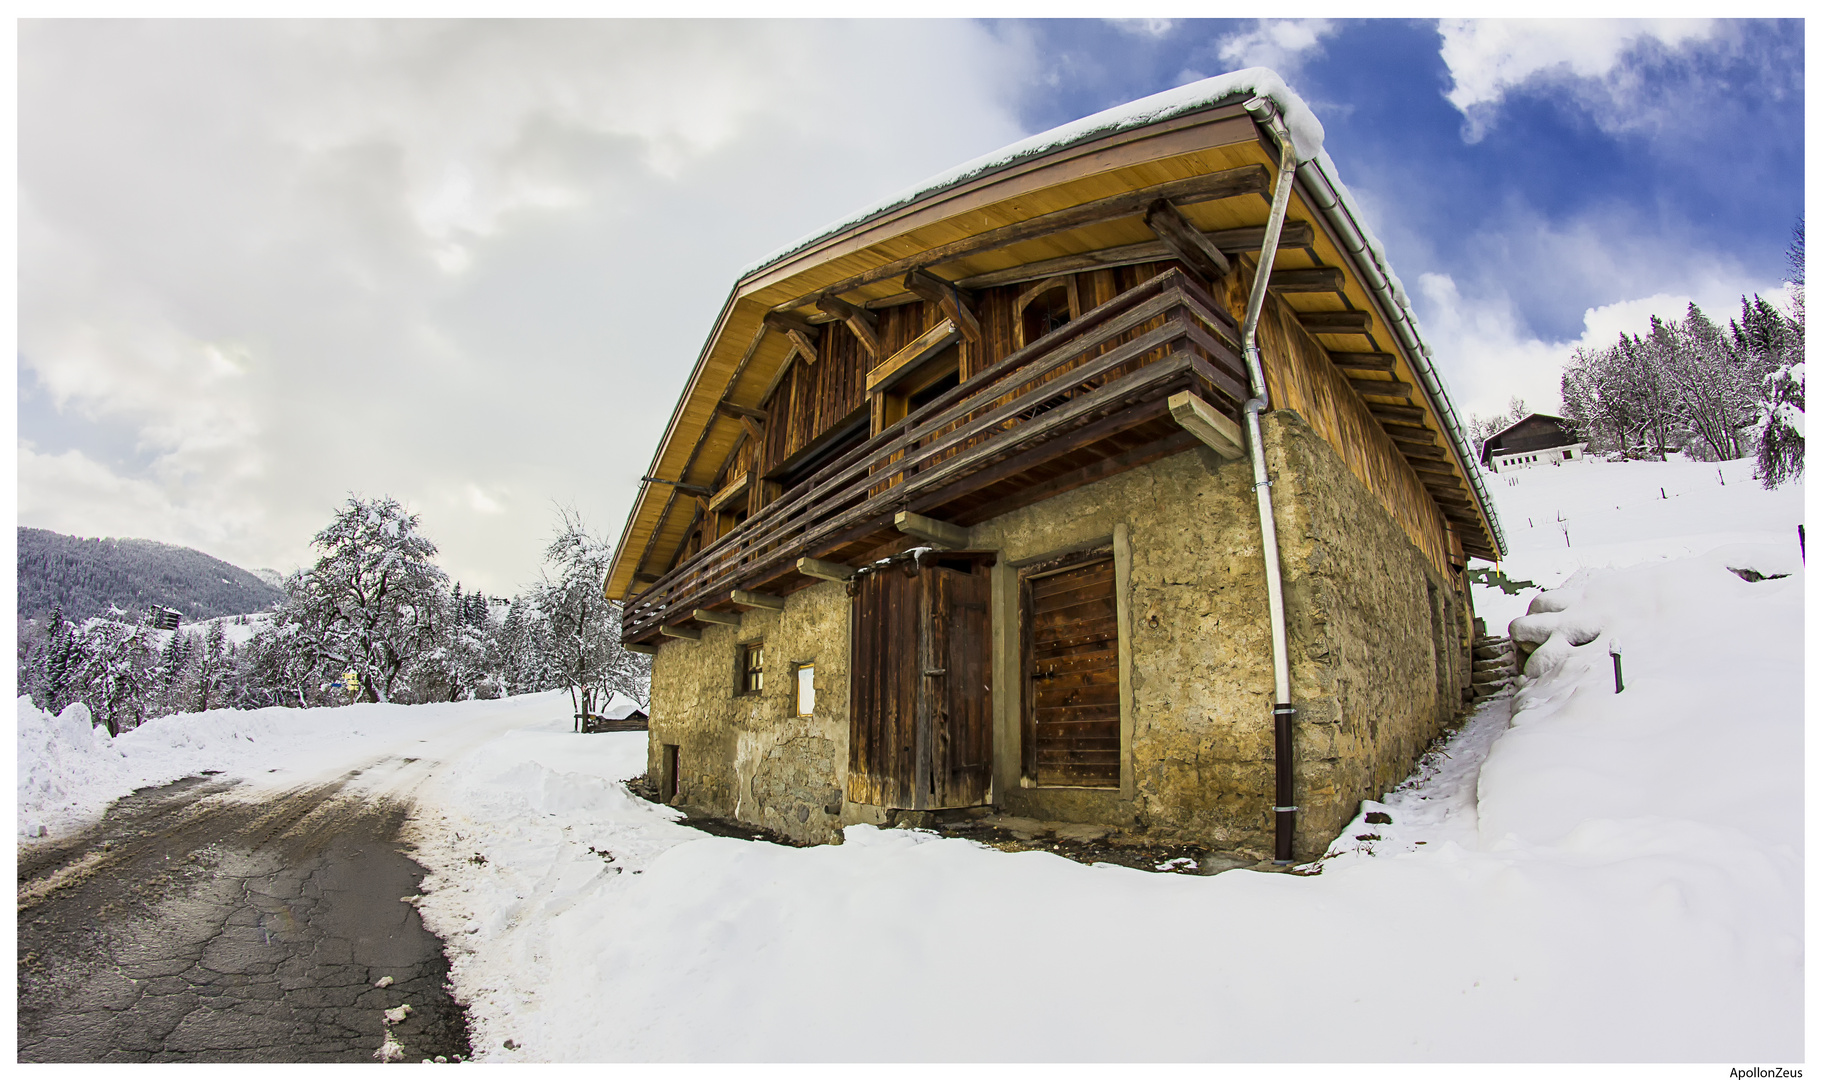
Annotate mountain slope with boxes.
[17,527,286,622]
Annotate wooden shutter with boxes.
[1022,553,1120,787]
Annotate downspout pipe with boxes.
[1237,97,1300,864]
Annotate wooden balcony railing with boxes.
[623,268,1249,644]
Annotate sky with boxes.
[16,19,1805,595]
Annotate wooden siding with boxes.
[1236,271,1456,579]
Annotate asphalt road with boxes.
[17,770,471,1063]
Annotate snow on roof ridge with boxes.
[740,68,1325,281]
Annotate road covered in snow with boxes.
[17,454,1804,1062]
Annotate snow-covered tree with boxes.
[283,495,450,704]
[530,507,651,727]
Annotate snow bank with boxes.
[14,690,583,839]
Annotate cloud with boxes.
[1438,18,1721,141]
[19,21,1036,593]
[1214,18,1337,76]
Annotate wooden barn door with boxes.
[848,557,994,810]
[1022,550,1121,788]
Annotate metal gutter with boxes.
[1236,97,1302,865]
[1242,103,1509,558]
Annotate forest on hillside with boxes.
[17,527,286,623]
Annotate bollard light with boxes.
[1608,639,1624,693]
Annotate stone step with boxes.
[1473,656,1513,671]
[1474,647,1513,663]
[1472,670,1513,687]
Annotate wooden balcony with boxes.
[623,269,1249,645]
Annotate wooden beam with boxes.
[894,510,969,548]
[708,472,749,512]
[641,476,713,498]
[816,294,881,357]
[739,416,763,444]
[716,401,768,422]
[1392,440,1449,461]
[1269,267,1346,293]
[764,311,821,365]
[658,624,701,641]
[866,319,960,395]
[796,556,855,582]
[1298,310,1374,333]
[1143,199,1231,281]
[1208,220,1316,253]
[1368,402,1429,425]
[1166,391,1245,460]
[1348,378,1415,400]
[692,608,741,626]
[1328,351,1398,373]
[787,164,1270,308]
[1380,420,1437,442]
[624,642,658,656]
[730,588,785,611]
[902,269,982,343]
[952,222,1317,291]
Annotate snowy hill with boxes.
[14,455,1803,1062]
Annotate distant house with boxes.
[1480,414,1586,473]
[608,72,1504,863]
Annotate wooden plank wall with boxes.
[1231,272,1454,577]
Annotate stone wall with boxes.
[644,410,1472,858]
[646,579,856,845]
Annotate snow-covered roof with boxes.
[743,68,1326,281]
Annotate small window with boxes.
[795,663,816,717]
[738,641,765,695]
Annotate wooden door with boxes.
[848,567,920,809]
[1022,553,1121,787]
[848,557,994,810]
[923,563,992,808]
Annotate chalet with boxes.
[1479,413,1587,473]
[607,71,1505,862]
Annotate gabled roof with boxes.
[607,70,1506,599]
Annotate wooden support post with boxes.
[624,642,658,656]
[692,608,741,626]
[1143,198,1231,281]
[796,556,855,582]
[731,588,786,610]
[658,624,702,641]
[816,295,881,357]
[1166,391,1245,460]
[894,510,969,548]
[902,269,982,343]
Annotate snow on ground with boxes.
[14,456,1803,1061]
[1470,453,1804,631]
[15,689,609,839]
